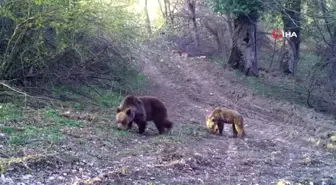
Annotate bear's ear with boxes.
[126,108,132,116]
[116,107,121,113]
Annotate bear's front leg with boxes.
[135,120,147,134]
[127,121,133,129]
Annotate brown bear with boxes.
[115,95,173,134]
[206,107,245,138]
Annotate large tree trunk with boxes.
[227,14,258,77]
[318,0,336,92]
[163,0,168,18]
[158,0,164,18]
[226,13,234,38]
[327,30,336,92]
[186,0,199,48]
[281,0,301,74]
[144,0,152,35]
[162,0,175,24]
[204,21,222,52]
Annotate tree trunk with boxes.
[319,0,336,91]
[186,0,199,48]
[162,0,174,24]
[227,13,258,77]
[144,0,152,35]
[226,13,234,38]
[163,0,168,18]
[326,24,336,92]
[158,0,165,18]
[281,0,301,74]
[204,19,222,52]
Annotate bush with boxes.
[0,0,145,93]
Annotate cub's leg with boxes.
[232,124,238,138]
[217,121,224,135]
[236,124,245,137]
[233,118,245,138]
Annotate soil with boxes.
[1,43,336,185]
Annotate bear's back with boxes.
[139,96,167,121]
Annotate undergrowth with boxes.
[0,103,23,122]
[235,72,307,105]
[232,50,334,114]
[0,72,147,151]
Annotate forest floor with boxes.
[1,42,336,185]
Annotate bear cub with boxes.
[206,107,245,138]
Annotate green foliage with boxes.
[0,106,86,146]
[43,108,82,127]
[11,126,62,145]
[174,124,212,139]
[260,12,283,29]
[0,103,23,121]
[112,128,131,137]
[72,102,85,111]
[210,0,263,17]
[1,125,63,145]
[235,72,307,105]
[0,0,145,92]
[125,73,148,91]
[95,91,120,108]
[297,53,320,74]
[50,84,147,108]
[236,74,274,97]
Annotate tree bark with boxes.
[163,0,168,18]
[144,0,152,35]
[162,0,175,24]
[227,13,258,77]
[281,0,301,74]
[186,0,199,48]
[226,13,234,38]
[204,19,222,52]
[158,0,165,18]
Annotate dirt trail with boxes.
[138,45,336,184]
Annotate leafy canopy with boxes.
[210,0,264,17]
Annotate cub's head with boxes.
[206,115,219,134]
[115,107,135,130]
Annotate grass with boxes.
[0,103,23,122]
[7,126,62,145]
[0,123,62,146]
[112,129,132,137]
[235,71,276,96]
[72,102,86,111]
[175,124,212,139]
[43,108,82,127]
[125,73,148,92]
[97,122,212,148]
[0,105,85,146]
[234,70,310,107]
[0,69,147,153]
[214,48,333,113]
[48,73,147,110]
[0,107,83,146]
[50,85,122,109]
[207,55,226,66]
